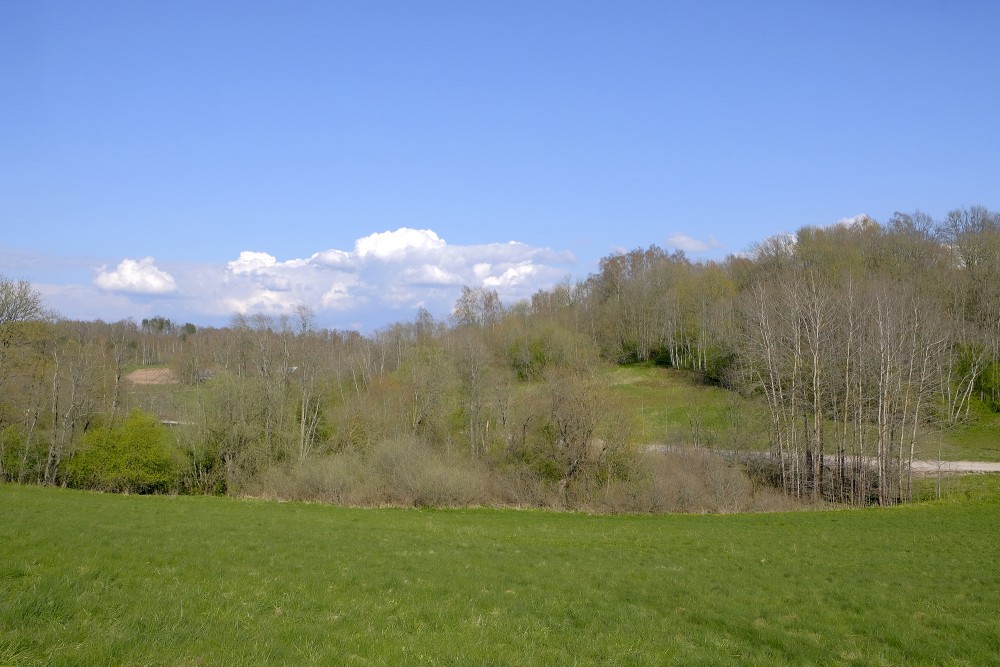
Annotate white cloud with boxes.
[227,251,278,274]
[354,228,446,259]
[666,234,723,254]
[311,249,354,268]
[402,264,464,286]
[321,280,358,309]
[483,262,539,288]
[95,257,177,294]
[210,230,574,323]
[257,274,293,292]
[31,227,575,330]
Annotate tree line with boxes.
[571,208,999,503]
[1,206,997,508]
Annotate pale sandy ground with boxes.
[649,445,1000,474]
[125,368,178,385]
[909,459,1000,473]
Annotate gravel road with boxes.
[649,445,1000,474]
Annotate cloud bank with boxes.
[80,228,573,329]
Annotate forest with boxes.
[2,207,998,510]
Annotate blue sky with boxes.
[2,1,998,330]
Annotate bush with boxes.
[249,436,511,508]
[592,450,799,514]
[0,425,25,481]
[65,410,182,493]
[245,438,803,514]
[976,360,1000,412]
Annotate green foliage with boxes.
[65,410,181,493]
[504,370,640,507]
[140,315,175,334]
[2,483,1000,665]
[975,359,1000,412]
[0,423,49,484]
[0,425,25,479]
[507,335,549,380]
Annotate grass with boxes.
[607,365,771,451]
[3,481,1000,666]
[123,383,210,425]
[609,364,1000,462]
[931,410,1000,462]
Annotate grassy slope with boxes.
[607,365,753,449]
[937,411,1000,462]
[608,364,1000,461]
[3,482,999,666]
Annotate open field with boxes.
[3,481,1000,666]
[607,365,756,449]
[609,364,1000,462]
[936,411,1000,462]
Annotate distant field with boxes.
[936,411,1000,462]
[3,481,999,666]
[607,365,758,449]
[609,364,1000,462]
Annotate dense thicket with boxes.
[1,207,997,508]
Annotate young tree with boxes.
[0,278,54,481]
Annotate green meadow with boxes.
[3,480,999,666]
[609,364,1000,462]
[607,365,749,448]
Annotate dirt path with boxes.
[648,445,1000,474]
[909,459,1000,473]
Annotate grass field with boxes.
[936,410,1000,462]
[3,481,999,666]
[608,364,1000,462]
[607,365,755,449]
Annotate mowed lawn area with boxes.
[3,482,999,666]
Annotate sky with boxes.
[2,1,999,330]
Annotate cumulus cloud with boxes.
[95,257,178,294]
[402,264,464,286]
[354,228,446,259]
[227,250,279,274]
[50,227,574,329]
[312,249,353,268]
[666,233,723,254]
[261,231,560,313]
[483,262,539,288]
[163,227,574,327]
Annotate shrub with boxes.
[65,410,182,493]
[246,440,801,514]
[0,424,25,481]
[249,436,509,508]
[592,450,796,514]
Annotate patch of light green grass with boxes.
[3,482,999,666]
[930,410,1000,462]
[610,364,1000,462]
[607,364,770,450]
